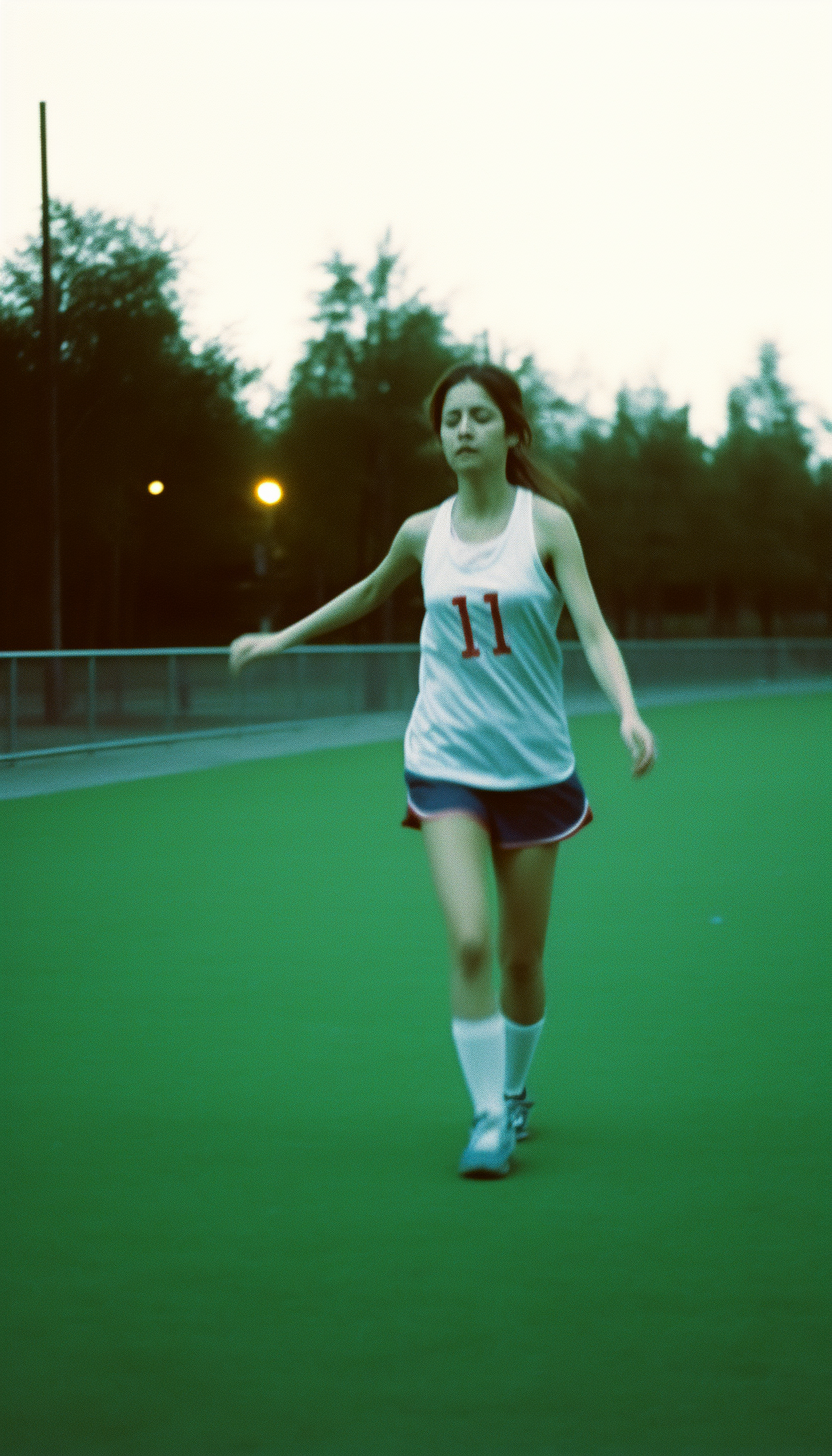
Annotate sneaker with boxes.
[504,1089,534,1140]
[458,1110,516,1178]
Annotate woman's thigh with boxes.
[419,813,493,954]
[492,841,559,968]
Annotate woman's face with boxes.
[440,379,516,475]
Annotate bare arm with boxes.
[229,516,424,673]
[541,503,656,776]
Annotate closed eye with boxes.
[443,409,496,426]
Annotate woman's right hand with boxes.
[229,630,289,675]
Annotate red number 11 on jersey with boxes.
[451,594,512,658]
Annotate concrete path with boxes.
[1,679,827,801]
[0,712,411,801]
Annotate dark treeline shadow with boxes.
[1,206,829,649]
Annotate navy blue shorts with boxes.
[402,769,593,850]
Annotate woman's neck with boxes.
[453,470,514,523]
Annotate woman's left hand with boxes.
[620,713,656,777]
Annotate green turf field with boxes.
[1,693,830,1456]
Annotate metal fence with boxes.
[1,639,830,763]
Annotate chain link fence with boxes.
[2,640,830,762]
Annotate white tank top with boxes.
[404,486,575,789]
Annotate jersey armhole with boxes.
[421,497,454,586]
[528,493,564,599]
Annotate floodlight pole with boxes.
[40,102,62,715]
[39,99,63,719]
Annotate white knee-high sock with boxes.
[451,1014,505,1117]
[503,1016,545,1096]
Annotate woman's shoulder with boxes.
[399,503,446,564]
[530,492,572,531]
[530,492,577,582]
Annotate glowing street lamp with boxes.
[255,479,283,505]
[253,480,285,632]
[148,480,164,495]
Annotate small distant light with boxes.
[256,480,283,505]
[148,480,164,495]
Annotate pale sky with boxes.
[2,0,831,452]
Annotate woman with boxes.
[230,363,655,1179]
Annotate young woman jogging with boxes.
[230,363,655,1179]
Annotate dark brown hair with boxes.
[428,363,581,512]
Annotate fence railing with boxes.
[1,639,830,762]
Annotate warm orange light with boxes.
[255,480,283,505]
[148,480,164,495]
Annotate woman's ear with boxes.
[507,435,519,450]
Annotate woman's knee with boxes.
[453,929,491,981]
[500,946,544,989]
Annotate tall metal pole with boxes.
[40,102,62,716]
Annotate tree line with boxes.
[1,203,829,649]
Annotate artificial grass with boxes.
[1,693,830,1455]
